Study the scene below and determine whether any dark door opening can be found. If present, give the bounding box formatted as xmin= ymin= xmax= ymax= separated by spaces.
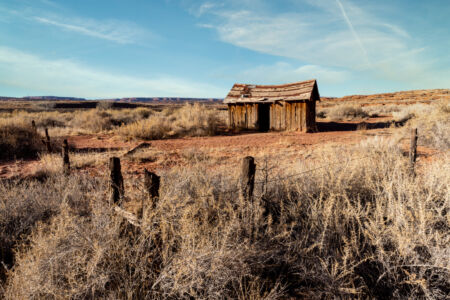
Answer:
xmin=257 ymin=104 xmax=270 ymax=131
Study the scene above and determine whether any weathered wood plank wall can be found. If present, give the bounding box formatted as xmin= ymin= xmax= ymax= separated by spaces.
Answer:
xmin=228 ymin=100 xmax=315 ymax=132
xmin=269 ymin=101 xmax=308 ymax=131
xmin=228 ymin=104 xmax=258 ymax=129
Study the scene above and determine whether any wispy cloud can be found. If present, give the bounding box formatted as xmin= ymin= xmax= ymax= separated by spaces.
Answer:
xmin=234 ymin=62 xmax=351 ymax=85
xmin=0 ymin=46 xmax=225 ymax=98
xmin=198 ymin=2 xmax=408 ymax=69
xmin=194 ymin=0 xmax=449 ymax=87
xmin=192 ymin=2 xmax=219 ymax=17
xmin=34 ymin=16 xmax=150 ymax=44
xmin=0 ymin=3 xmax=153 ymax=45
xmin=335 ymin=0 xmax=370 ymax=66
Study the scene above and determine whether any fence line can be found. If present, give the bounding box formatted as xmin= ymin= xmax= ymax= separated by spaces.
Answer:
xmin=112 ymin=129 xmax=425 ymax=203
xmin=191 ymin=154 xmax=375 ymax=200
xmin=49 ymin=127 xmax=436 ymax=226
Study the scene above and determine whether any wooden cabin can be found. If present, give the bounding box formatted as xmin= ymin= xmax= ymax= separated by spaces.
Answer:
xmin=224 ymin=79 xmax=320 ymax=132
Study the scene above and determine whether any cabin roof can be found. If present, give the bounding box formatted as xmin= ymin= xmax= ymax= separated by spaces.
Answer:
xmin=224 ymin=79 xmax=320 ymax=104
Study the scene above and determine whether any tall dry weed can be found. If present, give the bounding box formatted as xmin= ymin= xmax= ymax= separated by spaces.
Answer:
xmin=0 ymin=107 xmax=154 ymax=137
xmin=3 ymin=136 xmax=449 ymax=299
xmin=397 ymin=100 xmax=450 ymax=150
xmin=0 ymin=175 xmax=99 ymax=288
xmin=327 ymin=104 xmax=369 ymax=120
xmin=118 ymin=103 xmax=225 ymax=140
xmin=0 ymin=124 xmax=43 ymax=160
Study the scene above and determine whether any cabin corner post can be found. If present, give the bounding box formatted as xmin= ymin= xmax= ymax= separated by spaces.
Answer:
xmin=227 ymin=104 xmax=232 ymax=129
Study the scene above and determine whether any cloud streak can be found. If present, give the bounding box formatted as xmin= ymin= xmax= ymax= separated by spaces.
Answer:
xmin=335 ymin=0 xmax=370 ymax=66
xmin=0 ymin=46 xmax=225 ymax=98
xmin=235 ymin=62 xmax=351 ymax=85
xmin=200 ymin=7 xmax=406 ymax=69
xmin=195 ymin=0 xmax=449 ymax=88
xmin=0 ymin=3 xmax=152 ymax=45
xmin=34 ymin=16 xmax=150 ymax=44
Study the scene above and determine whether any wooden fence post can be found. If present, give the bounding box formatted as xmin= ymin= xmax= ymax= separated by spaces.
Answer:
xmin=110 ymin=157 xmax=124 ymax=206
xmin=409 ymin=128 xmax=418 ymax=175
xmin=142 ymin=169 xmax=160 ymax=218
xmin=241 ymin=156 xmax=256 ymax=201
xmin=31 ymin=120 xmax=36 ymax=132
xmin=62 ymin=139 xmax=70 ymax=175
xmin=44 ymin=128 xmax=52 ymax=152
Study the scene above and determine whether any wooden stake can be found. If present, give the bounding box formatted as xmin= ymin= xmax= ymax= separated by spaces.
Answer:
xmin=31 ymin=120 xmax=36 ymax=132
xmin=62 ymin=139 xmax=70 ymax=175
xmin=142 ymin=169 xmax=160 ymax=218
xmin=409 ymin=128 xmax=418 ymax=175
xmin=241 ymin=156 xmax=256 ymax=201
xmin=109 ymin=157 xmax=124 ymax=205
xmin=44 ymin=128 xmax=52 ymax=152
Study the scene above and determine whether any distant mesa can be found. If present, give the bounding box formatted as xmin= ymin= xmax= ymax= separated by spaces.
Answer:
xmin=107 ymin=97 xmax=223 ymax=103
xmin=0 ymin=96 xmax=86 ymax=101
xmin=1 ymin=88 xmax=448 ymax=103
xmin=0 ymin=96 xmax=224 ymax=103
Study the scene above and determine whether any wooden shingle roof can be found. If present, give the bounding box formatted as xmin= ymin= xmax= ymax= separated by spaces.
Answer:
xmin=224 ymin=79 xmax=319 ymax=104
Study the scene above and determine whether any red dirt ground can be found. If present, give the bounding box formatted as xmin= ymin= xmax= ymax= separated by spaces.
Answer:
xmin=0 ymin=117 xmax=443 ymax=180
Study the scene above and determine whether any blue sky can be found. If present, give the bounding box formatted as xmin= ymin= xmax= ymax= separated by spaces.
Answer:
xmin=0 ymin=0 xmax=449 ymax=98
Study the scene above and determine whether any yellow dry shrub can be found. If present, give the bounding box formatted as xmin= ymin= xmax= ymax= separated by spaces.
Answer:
xmin=118 ymin=103 xmax=225 ymax=140
xmin=397 ymin=100 xmax=450 ymax=150
xmin=0 ymin=123 xmax=43 ymax=160
xmin=3 ymin=136 xmax=449 ymax=299
xmin=327 ymin=104 xmax=369 ymax=120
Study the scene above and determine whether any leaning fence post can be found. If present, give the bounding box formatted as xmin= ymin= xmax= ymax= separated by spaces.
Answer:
xmin=241 ymin=156 xmax=256 ymax=201
xmin=409 ymin=128 xmax=418 ymax=175
xmin=142 ymin=169 xmax=160 ymax=218
xmin=62 ymin=139 xmax=70 ymax=175
xmin=44 ymin=128 xmax=52 ymax=152
xmin=110 ymin=157 xmax=124 ymax=206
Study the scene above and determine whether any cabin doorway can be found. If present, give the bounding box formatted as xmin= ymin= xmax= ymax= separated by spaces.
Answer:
xmin=257 ymin=104 xmax=270 ymax=131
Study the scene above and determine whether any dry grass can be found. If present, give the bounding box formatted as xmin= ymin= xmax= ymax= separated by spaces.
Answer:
xmin=0 ymin=104 xmax=223 ymax=141
xmin=395 ymin=100 xmax=450 ymax=150
xmin=0 ymin=175 xmax=98 ymax=286
xmin=69 ymin=107 xmax=154 ymax=132
xmin=326 ymin=104 xmax=369 ymax=121
xmin=117 ymin=103 xmax=226 ymax=140
xmin=34 ymin=152 xmax=114 ymax=176
xmin=362 ymin=104 xmax=402 ymax=117
xmin=1 ymin=136 xmax=448 ymax=299
xmin=0 ymin=98 xmax=448 ymax=298
xmin=0 ymin=123 xmax=43 ymax=160
xmin=0 ymin=107 xmax=154 ymax=137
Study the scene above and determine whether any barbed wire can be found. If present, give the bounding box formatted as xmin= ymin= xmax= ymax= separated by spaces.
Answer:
xmin=130 ymin=132 xmax=448 ymax=200
xmin=191 ymin=154 xmax=374 ymax=199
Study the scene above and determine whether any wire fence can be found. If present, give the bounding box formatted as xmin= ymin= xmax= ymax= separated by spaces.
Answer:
xmin=108 ymin=128 xmax=448 ymax=203
xmin=184 ymin=148 xmax=449 ymax=200
xmin=192 ymin=154 xmax=375 ymax=199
